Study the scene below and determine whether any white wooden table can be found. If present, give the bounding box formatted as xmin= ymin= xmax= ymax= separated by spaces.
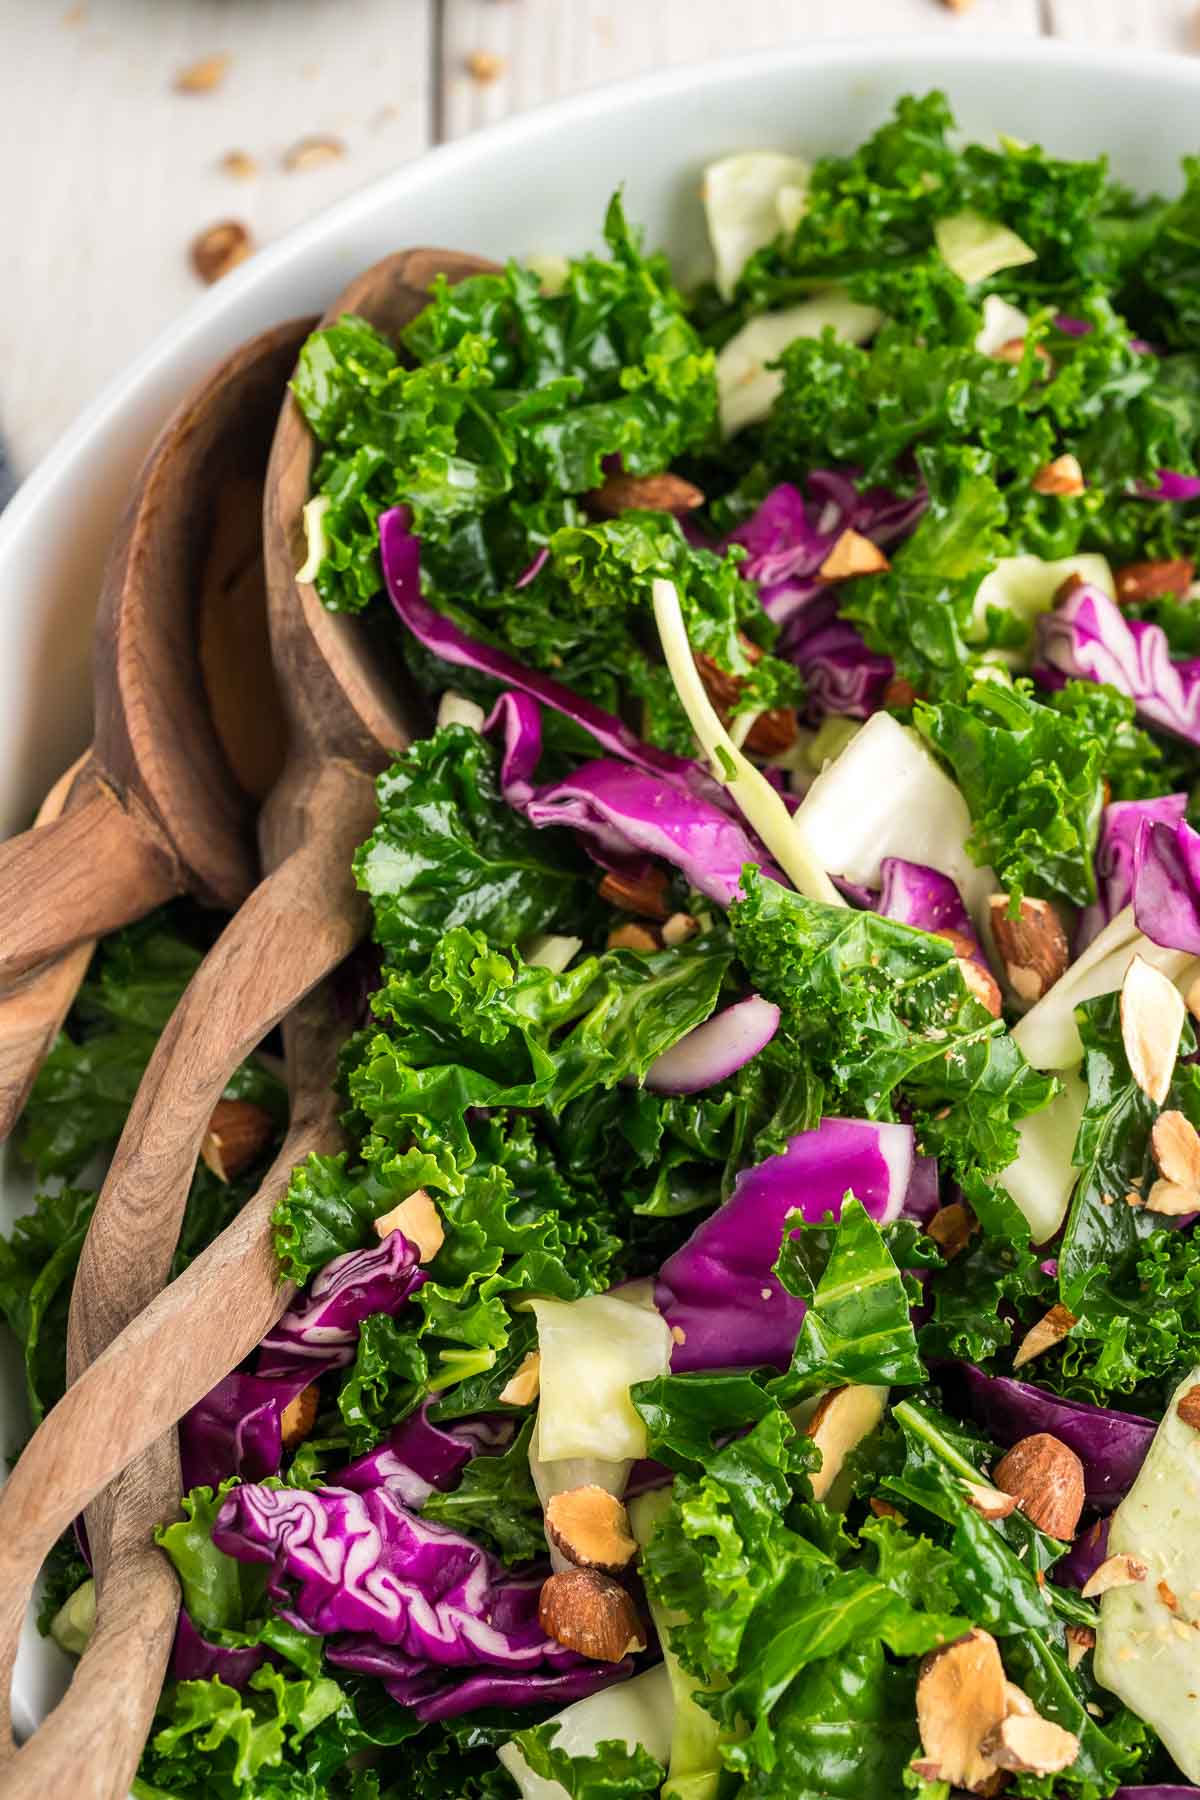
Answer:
xmin=2 ymin=0 xmax=1193 ymax=479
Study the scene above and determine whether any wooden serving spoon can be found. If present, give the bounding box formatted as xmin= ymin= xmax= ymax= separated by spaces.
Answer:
xmin=0 ymin=251 xmax=496 ymax=1783
xmin=0 ymin=982 xmax=346 ymax=1800
xmin=0 ymin=320 xmax=299 ymax=988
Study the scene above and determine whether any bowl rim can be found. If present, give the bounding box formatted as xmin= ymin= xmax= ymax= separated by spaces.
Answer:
xmin=5 ymin=31 xmax=1200 ymax=558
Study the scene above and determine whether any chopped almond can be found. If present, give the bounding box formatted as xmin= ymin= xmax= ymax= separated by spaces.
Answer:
xmin=1114 ymin=558 xmax=1194 ymax=604
xmin=993 ymin=337 xmax=1051 ymax=369
xmin=883 ymin=676 xmax=918 ymax=709
xmin=987 ymin=896 xmax=1069 ymax=1005
xmin=545 ymin=1487 xmax=638 ymax=1574
xmin=607 ymin=922 xmax=659 ymax=953
xmin=963 ymin=1479 xmax=1018 ymax=1521
xmin=992 ymin=1434 xmax=1085 ymax=1540
xmin=1013 ymin=1303 xmax=1077 ymax=1370
xmin=981 ymin=1714 xmax=1079 ymax=1776
xmin=1152 ymin=1110 xmax=1200 ymax=1188
xmin=1159 ymin=1578 xmax=1179 ymax=1611
xmin=1080 ymin=1553 xmax=1148 ymax=1599
xmin=915 ymin=1629 xmax=1009 ymax=1793
xmin=174 ymin=51 xmax=230 ymax=92
xmin=660 ymin=912 xmax=698 ymax=948
xmin=1004 ymin=1681 xmax=1036 ymax=1717
xmin=1186 ymin=972 xmax=1200 ymax=1024
xmin=1032 ymin=454 xmax=1085 ymax=498
xmin=1177 ymin=1382 xmax=1200 ymax=1430
xmin=1121 ymin=954 xmax=1185 ymax=1105
xmin=466 ymin=49 xmax=506 ymax=83
xmin=279 ymin=1383 xmax=320 ymax=1451
xmin=956 ymin=954 xmax=1003 ymax=1018
xmin=499 ymin=1350 xmax=541 ymax=1408
xmin=805 ymin=1385 xmax=888 ymax=1501
xmin=819 ymin=529 xmax=890 ymax=582
xmin=692 ymin=641 xmax=798 ymax=757
xmin=1065 ymin=1625 xmax=1095 ymax=1671
xmin=586 ymin=470 xmax=705 ymax=517
xmin=372 ymin=1189 xmax=444 ymax=1263
xmin=1145 ymin=1178 xmax=1199 ymax=1216
xmin=926 ymin=1202 xmax=978 ymax=1261
xmin=191 ymin=220 xmax=252 ymax=285
xmin=538 ymin=1569 xmax=645 ymax=1663
xmin=283 ymin=134 xmax=345 ymax=172
xmin=599 ymin=868 xmax=670 ymax=919
xmin=869 ymin=1496 xmax=907 ymax=1523
xmin=200 ymin=1098 xmax=274 ymax=1182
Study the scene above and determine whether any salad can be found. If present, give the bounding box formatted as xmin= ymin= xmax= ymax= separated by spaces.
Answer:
xmin=12 ymin=86 xmax=1200 ymax=1798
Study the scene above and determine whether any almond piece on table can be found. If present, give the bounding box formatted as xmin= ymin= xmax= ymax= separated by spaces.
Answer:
xmin=915 ymin=1628 xmax=1009 ymax=1794
xmin=1012 ymin=1303 xmax=1077 ymax=1370
xmin=1114 ymin=558 xmax=1194 ymax=604
xmin=992 ymin=1433 xmax=1085 ymax=1540
xmin=372 ymin=1189 xmax=445 ymax=1263
xmin=499 ymin=1350 xmax=541 ymax=1408
xmin=926 ymin=1201 xmax=978 ymax=1261
xmin=1032 ymin=454 xmax=1085 ymax=497
xmin=279 ymin=1383 xmax=320 ymax=1452
xmin=819 ymin=529 xmax=889 ymax=581
xmin=538 ymin=1569 xmax=645 ymax=1663
xmin=987 ymin=896 xmax=1069 ymax=1004
xmin=1080 ymin=1552 xmax=1148 ymax=1599
xmin=1176 ymin=1382 xmax=1200 ymax=1430
xmin=174 ymin=51 xmax=231 ymax=92
xmin=981 ymin=1713 xmax=1080 ymax=1776
xmin=1152 ymin=1110 xmax=1200 ymax=1188
xmin=587 ymin=470 xmax=705 ymax=517
xmin=599 ymin=868 xmax=670 ymax=919
xmin=1121 ymin=954 xmax=1185 ymax=1105
xmin=200 ymin=1098 xmax=274 ymax=1182
xmin=545 ymin=1487 xmax=638 ymax=1574
xmin=1065 ymin=1625 xmax=1095 ymax=1671
xmin=191 ymin=220 xmax=252 ymax=285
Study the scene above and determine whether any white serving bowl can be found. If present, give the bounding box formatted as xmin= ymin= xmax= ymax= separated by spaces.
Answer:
xmin=3 ymin=30 xmax=1197 ymax=1740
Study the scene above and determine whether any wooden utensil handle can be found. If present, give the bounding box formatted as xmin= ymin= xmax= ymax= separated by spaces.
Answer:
xmin=0 ymin=755 xmax=100 ymax=1139
xmin=0 ymin=758 xmax=179 ymax=981
xmin=0 ymin=985 xmax=346 ymax=1795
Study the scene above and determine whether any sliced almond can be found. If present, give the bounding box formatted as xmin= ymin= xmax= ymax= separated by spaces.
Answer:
xmin=545 ymin=1487 xmax=638 ymax=1574
xmin=1032 ymin=454 xmax=1085 ymax=498
xmin=200 ymin=1098 xmax=274 ymax=1182
xmin=283 ymin=134 xmax=346 ymax=172
xmin=1120 ymin=954 xmax=1185 ymax=1105
xmin=963 ymin=1479 xmax=1018 ymax=1521
xmin=174 ymin=51 xmax=230 ymax=93
xmin=538 ymin=1569 xmax=645 ymax=1663
xmin=1177 ymin=1383 xmax=1200 ymax=1430
xmin=372 ymin=1189 xmax=444 ymax=1263
xmin=926 ymin=1201 xmax=978 ymax=1261
xmin=1080 ymin=1552 xmax=1148 ymax=1598
xmin=955 ymin=954 xmax=1003 ymax=1018
xmin=992 ymin=1433 xmax=1085 ymax=1540
xmin=987 ymin=896 xmax=1069 ymax=1005
xmin=661 ymin=912 xmax=698 ymax=948
xmin=219 ymin=149 xmax=258 ymax=181
xmin=819 ymin=529 xmax=890 ymax=582
xmin=499 ymin=1350 xmax=541 ymax=1408
xmin=806 ymin=1385 xmax=888 ymax=1501
xmin=692 ymin=643 xmax=798 ymax=756
xmin=1012 ymin=1303 xmax=1077 ymax=1370
xmin=869 ymin=1496 xmax=907 ymax=1522
xmin=586 ymin=470 xmax=705 ymax=517
xmin=607 ymin=922 xmax=660 ymax=953
xmin=1145 ymin=1177 xmax=1199 ymax=1216
xmin=916 ymin=1629 xmax=1009 ymax=1794
xmin=191 ymin=220 xmax=252 ymax=285
xmin=1152 ymin=1110 xmax=1200 ymax=1187
xmin=1186 ymin=973 xmax=1200 ymax=1024
xmin=992 ymin=337 xmax=1051 ymax=370
xmin=279 ymin=1383 xmax=320 ymax=1452
xmin=1065 ymin=1625 xmax=1095 ymax=1671
xmin=466 ymin=49 xmax=507 ymax=83
xmin=981 ymin=1713 xmax=1079 ymax=1775
xmin=598 ymin=868 xmax=670 ymax=919
xmin=1114 ymin=558 xmax=1194 ymax=604
xmin=1004 ymin=1681 xmax=1036 ymax=1717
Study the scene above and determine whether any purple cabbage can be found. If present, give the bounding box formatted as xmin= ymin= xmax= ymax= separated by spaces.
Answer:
xmin=1139 ymin=472 xmax=1200 ymax=502
xmin=877 ymin=857 xmax=981 ymax=954
xmin=1055 ymin=1518 xmax=1109 ymax=1591
xmin=1132 ymin=816 xmax=1200 ymax=954
xmin=657 ymin=1118 xmax=916 ymax=1372
xmin=1114 ymin=1791 xmax=1200 ymax=1798
xmin=642 ymin=995 xmax=780 ymax=1094
xmin=335 ymin=1409 xmax=509 ymax=1510
xmin=170 ymin=1610 xmax=268 ymax=1688
xmin=213 ymin=1483 xmax=583 ymax=1672
xmin=485 ymin=691 xmax=783 ymax=906
xmin=1077 ymin=794 xmax=1189 ymax=951
xmin=180 ymin=1235 xmax=426 ymax=1490
xmin=960 ymin=1365 xmax=1154 ymax=1513
xmin=788 ymin=616 xmax=893 ymax=720
xmin=326 ymin=1634 xmax=630 ymax=1722
xmin=1036 ymin=583 xmax=1200 ymax=748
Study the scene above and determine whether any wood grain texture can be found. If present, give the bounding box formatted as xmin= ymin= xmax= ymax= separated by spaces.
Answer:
xmin=439 ymin=0 xmax=1042 ymax=139
xmin=0 ymin=987 xmax=346 ymax=1800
